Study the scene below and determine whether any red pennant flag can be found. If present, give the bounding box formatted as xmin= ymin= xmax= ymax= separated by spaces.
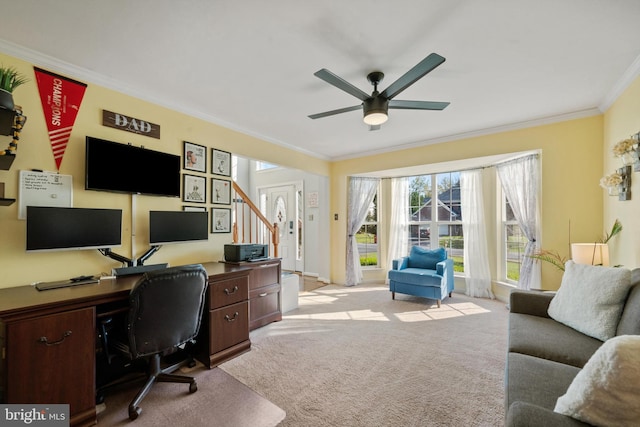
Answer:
xmin=34 ymin=67 xmax=87 ymax=170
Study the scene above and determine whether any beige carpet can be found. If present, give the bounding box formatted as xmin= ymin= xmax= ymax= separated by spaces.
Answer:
xmin=220 ymin=284 xmax=509 ymax=427
xmin=97 ymin=367 xmax=285 ymax=426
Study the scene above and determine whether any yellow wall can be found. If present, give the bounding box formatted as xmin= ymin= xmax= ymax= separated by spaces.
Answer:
xmin=0 ymin=53 xmax=328 ymax=288
xmin=2 ymin=49 xmax=638 ymax=292
xmin=603 ymin=76 xmax=640 ymax=268
xmin=330 ymin=115 xmax=605 ymax=290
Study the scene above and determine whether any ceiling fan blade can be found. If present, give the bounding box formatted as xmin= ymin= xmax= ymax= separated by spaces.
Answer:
xmin=308 ymin=104 xmax=362 ymax=119
xmin=389 ymin=100 xmax=450 ymax=110
xmin=380 ymin=53 xmax=446 ymax=100
xmin=314 ymin=69 xmax=370 ymax=102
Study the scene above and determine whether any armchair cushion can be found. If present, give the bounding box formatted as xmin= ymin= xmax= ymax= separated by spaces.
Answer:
xmin=407 ymin=246 xmax=446 ymax=270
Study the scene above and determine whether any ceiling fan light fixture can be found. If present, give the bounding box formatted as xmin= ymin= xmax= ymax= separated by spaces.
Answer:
xmin=363 ymin=97 xmax=389 ymax=125
xmin=363 ymin=111 xmax=388 ymax=125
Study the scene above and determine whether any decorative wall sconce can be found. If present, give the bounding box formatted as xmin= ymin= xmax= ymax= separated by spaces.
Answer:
xmin=612 ymin=132 xmax=640 ymax=172
xmin=600 ymin=165 xmax=631 ymax=201
xmin=617 ymin=165 xmax=632 ymax=201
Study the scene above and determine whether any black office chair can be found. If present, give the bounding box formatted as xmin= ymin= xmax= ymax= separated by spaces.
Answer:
xmin=116 ymin=264 xmax=208 ymax=420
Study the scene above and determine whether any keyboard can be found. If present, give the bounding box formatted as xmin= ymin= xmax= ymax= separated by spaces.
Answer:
xmin=35 ymin=277 xmax=100 ymax=291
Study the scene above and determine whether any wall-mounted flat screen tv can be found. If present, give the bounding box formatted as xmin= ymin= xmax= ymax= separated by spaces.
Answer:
xmin=26 ymin=206 xmax=122 ymax=252
xmin=85 ymin=136 xmax=181 ymax=197
xmin=149 ymin=210 xmax=209 ymax=245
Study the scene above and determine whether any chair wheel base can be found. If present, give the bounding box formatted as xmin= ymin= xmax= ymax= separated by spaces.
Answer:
xmin=129 ymin=406 xmax=141 ymax=420
xmin=189 ymin=382 xmax=197 ymax=393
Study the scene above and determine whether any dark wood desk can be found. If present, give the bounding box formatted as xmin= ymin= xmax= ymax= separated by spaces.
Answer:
xmin=0 ymin=262 xmax=251 ymax=427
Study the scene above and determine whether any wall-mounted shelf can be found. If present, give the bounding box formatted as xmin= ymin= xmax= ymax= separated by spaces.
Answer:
xmin=0 ymin=183 xmax=14 ymax=205
xmin=0 ymin=154 xmax=15 ymax=170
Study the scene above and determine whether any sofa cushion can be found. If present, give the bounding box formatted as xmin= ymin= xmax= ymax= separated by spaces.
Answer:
xmin=407 ymin=246 xmax=446 ymax=270
xmin=506 ymin=402 xmax=590 ymax=427
xmin=554 ymin=335 xmax=640 ymax=426
xmin=508 ymin=313 xmax=603 ymax=368
xmin=616 ymin=269 xmax=640 ymax=335
xmin=388 ymin=268 xmax=443 ymax=286
xmin=506 ymin=353 xmax=580 ymax=413
xmin=548 ymin=261 xmax=632 ymax=341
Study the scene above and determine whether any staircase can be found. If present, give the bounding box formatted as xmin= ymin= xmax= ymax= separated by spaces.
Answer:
xmin=231 ymin=181 xmax=279 ymax=257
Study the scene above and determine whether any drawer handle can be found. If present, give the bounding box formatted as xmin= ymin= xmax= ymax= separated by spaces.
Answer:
xmin=258 ymin=292 xmax=268 ymax=297
xmin=224 ymin=312 xmax=239 ymax=322
xmin=38 ymin=330 xmax=72 ymax=346
xmin=259 ymin=263 xmax=279 ymax=268
xmin=224 ymin=286 xmax=239 ymax=295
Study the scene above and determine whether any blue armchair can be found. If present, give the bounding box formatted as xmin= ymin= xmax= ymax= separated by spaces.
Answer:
xmin=388 ymin=246 xmax=454 ymax=307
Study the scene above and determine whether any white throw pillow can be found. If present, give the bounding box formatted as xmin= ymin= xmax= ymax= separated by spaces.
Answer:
xmin=555 ymin=335 xmax=640 ymax=426
xmin=548 ymin=261 xmax=632 ymax=341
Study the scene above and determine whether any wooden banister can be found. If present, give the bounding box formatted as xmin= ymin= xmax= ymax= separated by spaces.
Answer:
xmin=231 ymin=181 xmax=279 ymax=257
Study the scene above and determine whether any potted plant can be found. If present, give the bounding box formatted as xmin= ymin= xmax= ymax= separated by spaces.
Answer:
xmin=0 ymin=65 xmax=29 ymax=111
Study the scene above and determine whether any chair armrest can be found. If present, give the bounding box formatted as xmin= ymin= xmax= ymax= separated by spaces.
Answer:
xmin=392 ymin=257 xmax=409 ymax=270
xmin=509 ymin=290 xmax=554 ymax=318
xmin=506 ymin=402 xmax=589 ymax=427
xmin=436 ymin=259 xmax=452 ymax=276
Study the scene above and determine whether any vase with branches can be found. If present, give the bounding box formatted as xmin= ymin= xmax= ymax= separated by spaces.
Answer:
xmin=528 ymin=219 xmax=622 ymax=271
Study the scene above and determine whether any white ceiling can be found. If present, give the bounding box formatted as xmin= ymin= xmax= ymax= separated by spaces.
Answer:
xmin=1 ymin=0 xmax=639 ymax=161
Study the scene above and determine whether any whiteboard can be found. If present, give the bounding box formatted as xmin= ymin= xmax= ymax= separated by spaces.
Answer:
xmin=18 ymin=170 xmax=73 ymax=219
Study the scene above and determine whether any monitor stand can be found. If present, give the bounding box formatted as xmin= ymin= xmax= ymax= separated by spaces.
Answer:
xmin=113 ymin=263 xmax=168 ymax=277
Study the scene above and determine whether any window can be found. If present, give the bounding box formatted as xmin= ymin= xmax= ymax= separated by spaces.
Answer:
xmin=256 ymin=161 xmax=278 ymax=171
xmin=407 ymin=173 xmax=464 ymax=272
xmin=357 ymin=193 xmax=378 ymax=267
xmin=503 ymin=193 xmax=526 ymax=283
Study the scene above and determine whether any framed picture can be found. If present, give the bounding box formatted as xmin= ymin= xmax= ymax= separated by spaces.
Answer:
xmin=212 ymin=178 xmax=231 ymax=205
xmin=183 ymin=205 xmax=206 ymax=212
xmin=211 ymin=208 xmax=231 ymax=233
xmin=183 ymin=141 xmax=207 ymax=173
xmin=212 ymin=148 xmax=231 ymax=177
xmin=183 ymin=174 xmax=206 ymax=203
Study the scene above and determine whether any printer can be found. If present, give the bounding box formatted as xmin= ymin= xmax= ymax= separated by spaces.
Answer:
xmin=224 ymin=243 xmax=269 ymax=262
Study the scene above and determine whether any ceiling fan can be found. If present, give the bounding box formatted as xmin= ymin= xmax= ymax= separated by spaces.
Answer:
xmin=308 ymin=53 xmax=450 ymax=130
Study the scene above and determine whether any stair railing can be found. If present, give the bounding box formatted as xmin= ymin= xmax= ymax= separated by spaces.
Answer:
xmin=231 ymin=181 xmax=279 ymax=258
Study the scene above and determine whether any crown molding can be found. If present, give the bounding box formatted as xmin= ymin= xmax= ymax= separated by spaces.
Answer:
xmin=0 ymin=39 xmax=329 ymax=162
xmin=599 ymin=53 xmax=640 ymax=112
xmin=331 ymin=108 xmax=601 ymax=161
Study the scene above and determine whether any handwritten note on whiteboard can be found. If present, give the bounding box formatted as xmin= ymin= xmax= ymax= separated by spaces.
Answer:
xmin=18 ymin=170 xmax=73 ymax=219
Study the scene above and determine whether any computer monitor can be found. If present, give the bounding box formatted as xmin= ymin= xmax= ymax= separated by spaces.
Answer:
xmin=26 ymin=206 xmax=122 ymax=252
xmin=149 ymin=210 xmax=209 ymax=245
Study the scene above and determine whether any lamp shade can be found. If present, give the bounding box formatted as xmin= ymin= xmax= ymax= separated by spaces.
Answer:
xmin=571 ymin=243 xmax=610 ymax=266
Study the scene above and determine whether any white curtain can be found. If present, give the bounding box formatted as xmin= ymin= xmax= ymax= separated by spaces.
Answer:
xmin=385 ymin=177 xmax=409 ymax=283
xmin=346 ymin=177 xmax=379 ymax=286
xmin=460 ymin=169 xmax=493 ymax=298
xmin=496 ymin=155 xmax=541 ymax=290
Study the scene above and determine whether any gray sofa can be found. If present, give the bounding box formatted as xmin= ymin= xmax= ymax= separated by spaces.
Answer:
xmin=505 ymin=268 xmax=640 ymax=426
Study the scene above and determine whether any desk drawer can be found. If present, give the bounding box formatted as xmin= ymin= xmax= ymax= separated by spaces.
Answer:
xmin=209 ymin=276 xmax=249 ymax=309
xmin=249 ymin=262 xmax=280 ymax=290
xmin=249 ymin=283 xmax=281 ymax=330
xmin=5 ymin=307 xmax=96 ymax=416
xmin=208 ymin=301 xmax=249 ymax=354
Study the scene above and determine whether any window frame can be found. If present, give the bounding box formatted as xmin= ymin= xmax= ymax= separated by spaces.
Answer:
xmin=407 ymin=173 xmax=464 ymax=273
xmin=357 ymin=187 xmax=380 ymax=269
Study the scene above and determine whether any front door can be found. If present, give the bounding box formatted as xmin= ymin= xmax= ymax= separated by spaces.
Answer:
xmin=261 ymin=185 xmax=296 ymax=271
